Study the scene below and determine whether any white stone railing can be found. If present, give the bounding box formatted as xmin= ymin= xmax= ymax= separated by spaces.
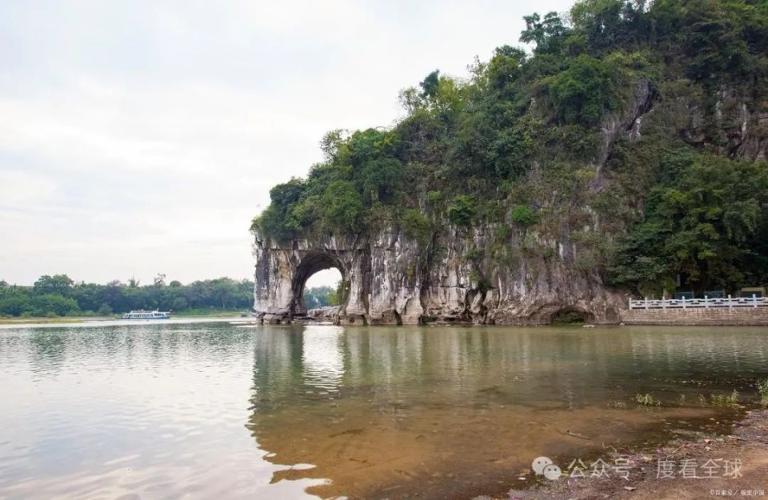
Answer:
xmin=629 ymin=295 xmax=768 ymax=310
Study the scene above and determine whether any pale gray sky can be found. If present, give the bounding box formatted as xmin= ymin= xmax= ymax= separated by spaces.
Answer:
xmin=0 ymin=0 xmax=572 ymax=286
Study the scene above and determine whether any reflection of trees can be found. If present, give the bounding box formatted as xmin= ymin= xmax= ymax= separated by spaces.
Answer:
xmin=249 ymin=325 xmax=306 ymax=412
xmin=14 ymin=322 xmax=258 ymax=377
xmin=27 ymin=329 xmax=68 ymax=374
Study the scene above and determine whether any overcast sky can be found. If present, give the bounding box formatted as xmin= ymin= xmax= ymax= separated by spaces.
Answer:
xmin=0 ymin=0 xmax=572 ymax=287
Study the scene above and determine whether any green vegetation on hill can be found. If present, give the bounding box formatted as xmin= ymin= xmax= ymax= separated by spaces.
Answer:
xmin=0 ymin=274 xmax=253 ymax=318
xmin=253 ymin=0 xmax=768 ymax=297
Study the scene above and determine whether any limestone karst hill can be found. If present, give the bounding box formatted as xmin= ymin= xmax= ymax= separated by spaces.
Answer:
xmin=252 ymin=0 xmax=768 ymax=325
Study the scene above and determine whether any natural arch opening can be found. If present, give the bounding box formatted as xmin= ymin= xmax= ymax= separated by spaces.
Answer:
xmin=303 ymin=269 xmax=343 ymax=309
xmin=291 ymin=252 xmax=345 ymax=318
xmin=550 ymin=307 xmax=593 ymax=325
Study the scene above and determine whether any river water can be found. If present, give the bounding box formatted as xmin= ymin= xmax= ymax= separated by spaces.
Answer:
xmin=1 ymin=321 xmax=766 ymax=499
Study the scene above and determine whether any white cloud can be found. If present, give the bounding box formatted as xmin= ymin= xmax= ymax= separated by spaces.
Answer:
xmin=0 ymin=170 xmax=57 ymax=206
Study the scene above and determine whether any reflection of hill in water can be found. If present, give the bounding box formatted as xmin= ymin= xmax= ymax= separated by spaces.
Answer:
xmin=246 ymin=326 xmax=766 ymax=498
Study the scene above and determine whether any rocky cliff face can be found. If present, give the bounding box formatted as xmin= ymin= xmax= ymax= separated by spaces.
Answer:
xmin=252 ymin=225 xmax=626 ymax=325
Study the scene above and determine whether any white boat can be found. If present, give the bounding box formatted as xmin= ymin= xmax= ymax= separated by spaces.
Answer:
xmin=121 ymin=310 xmax=171 ymax=320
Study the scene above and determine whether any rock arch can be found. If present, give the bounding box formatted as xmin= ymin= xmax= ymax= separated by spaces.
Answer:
xmin=252 ymin=229 xmax=422 ymax=325
xmin=252 ymin=227 xmax=625 ymax=325
xmin=290 ymin=251 xmax=345 ymax=317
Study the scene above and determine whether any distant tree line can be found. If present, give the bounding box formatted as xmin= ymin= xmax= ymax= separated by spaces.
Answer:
xmin=0 ymin=274 xmax=254 ymax=317
xmin=303 ymin=285 xmax=340 ymax=309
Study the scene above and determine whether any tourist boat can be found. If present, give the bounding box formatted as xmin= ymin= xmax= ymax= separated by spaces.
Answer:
xmin=121 ymin=310 xmax=171 ymax=320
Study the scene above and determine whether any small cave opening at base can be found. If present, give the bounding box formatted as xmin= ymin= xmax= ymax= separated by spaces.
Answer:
xmin=550 ymin=308 xmax=593 ymax=325
xmin=291 ymin=252 xmax=345 ymax=318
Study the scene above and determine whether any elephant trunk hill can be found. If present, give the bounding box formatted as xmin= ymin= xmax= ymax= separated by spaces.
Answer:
xmin=252 ymin=0 xmax=768 ymax=325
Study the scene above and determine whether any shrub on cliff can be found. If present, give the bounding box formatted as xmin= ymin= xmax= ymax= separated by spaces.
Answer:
xmin=401 ymin=209 xmax=433 ymax=243
xmin=510 ymin=205 xmax=538 ymax=228
xmin=447 ymin=195 xmax=478 ymax=227
xmin=544 ymin=54 xmax=623 ymax=126
xmin=321 ymin=181 xmax=364 ymax=234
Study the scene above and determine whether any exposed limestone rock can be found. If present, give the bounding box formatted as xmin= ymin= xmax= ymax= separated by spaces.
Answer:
xmin=680 ymin=87 xmax=768 ymax=161
xmin=252 ymin=225 xmax=626 ymax=326
xmin=595 ymin=79 xmax=658 ymax=182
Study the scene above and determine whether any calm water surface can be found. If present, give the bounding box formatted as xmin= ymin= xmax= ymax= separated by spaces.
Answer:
xmin=1 ymin=322 xmax=767 ymax=499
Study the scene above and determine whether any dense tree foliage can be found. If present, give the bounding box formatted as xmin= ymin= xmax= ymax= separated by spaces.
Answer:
xmin=0 ymin=275 xmax=253 ymax=317
xmin=608 ymin=154 xmax=768 ymax=294
xmin=253 ymin=0 xmax=768 ymax=296
xmin=303 ymin=286 xmax=340 ymax=309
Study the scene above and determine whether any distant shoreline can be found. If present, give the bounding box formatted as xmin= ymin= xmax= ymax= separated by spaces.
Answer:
xmin=0 ymin=310 xmax=245 ymax=326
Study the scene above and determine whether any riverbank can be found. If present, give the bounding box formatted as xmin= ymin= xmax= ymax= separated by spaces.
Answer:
xmin=0 ymin=310 xmax=247 ymax=325
xmin=0 ymin=316 xmax=112 ymax=325
xmin=507 ymin=409 xmax=768 ymax=499
xmin=622 ymin=306 xmax=768 ymax=326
